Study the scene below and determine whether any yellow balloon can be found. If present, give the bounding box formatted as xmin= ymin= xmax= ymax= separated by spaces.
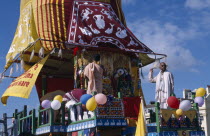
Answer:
xmin=196 ymin=88 xmax=206 ymax=97
xmin=54 ymin=95 xmax=63 ymax=103
xmin=176 ymin=109 xmax=183 ymax=116
xmin=86 ymin=97 xmax=97 ymax=111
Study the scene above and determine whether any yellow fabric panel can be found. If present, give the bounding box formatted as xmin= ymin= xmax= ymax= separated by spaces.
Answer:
xmin=135 ymin=101 xmax=146 ymax=136
xmin=20 ymin=0 xmax=31 ymax=11
xmin=32 ymin=0 xmax=66 ymax=50
xmin=115 ymin=0 xmax=126 ymax=26
xmin=62 ymin=0 xmax=66 ymax=41
xmin=5 ymin=0 xmax=39 ymax=69
xmin=161 ymin=109 xmax=173 ymax=122
xmin=139 ymin=53 xmax=155 ymax=67
xmin=161 ymin=109 xmax=196 ymax=122
xmin=1 ymin=55 xmax=49 ymax=105
xmin=183 ymin=110 xmax=196 ymax=122
xmin=178 ymin=130 xmax=190 ymax=136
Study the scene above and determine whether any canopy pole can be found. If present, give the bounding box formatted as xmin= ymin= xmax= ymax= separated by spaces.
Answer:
xmin=42 ymin=75 xmax=47 ymax=97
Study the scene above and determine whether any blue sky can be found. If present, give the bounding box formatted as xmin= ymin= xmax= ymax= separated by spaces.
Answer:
xmin=0 ymin=0 xmax=210 ymax=117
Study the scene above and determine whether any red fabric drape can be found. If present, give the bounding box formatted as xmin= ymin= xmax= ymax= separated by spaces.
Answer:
xmin=123 ymin=97 xmax=141 ymax=118
xmin=35 ymin=77 xmax=74 ymax=99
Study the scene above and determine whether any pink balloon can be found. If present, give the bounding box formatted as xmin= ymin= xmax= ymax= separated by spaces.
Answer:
xmin=41 ymin=100 xmax=51 ymax=109
xmin=95 ymin=93 xmax=107 ymax=105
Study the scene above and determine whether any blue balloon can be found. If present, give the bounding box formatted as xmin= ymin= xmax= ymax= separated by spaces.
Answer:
xmin=80 ymin=94 xmax=92 ymax=104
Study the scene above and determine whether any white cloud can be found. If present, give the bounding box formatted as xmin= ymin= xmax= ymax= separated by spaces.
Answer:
xmin=190 ymin=68 xmax=200 ymax=73
xmin=127 ymin=19 xmax=199 ymax=72
xmin=185 ymin=0 xmax=210 ymax=9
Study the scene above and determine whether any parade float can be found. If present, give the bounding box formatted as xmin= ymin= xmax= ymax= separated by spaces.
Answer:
xmin=0 ymin=0 xmax=206 ymax=136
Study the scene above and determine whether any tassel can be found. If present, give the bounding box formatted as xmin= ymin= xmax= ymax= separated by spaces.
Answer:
xmin=39 ymin=47 xmax=44 ymax=58
xmin=21 ymin=59 xmax=25 ymax=71
xmin=140 ymin=67 xmax=144 ymax=79
xmin=82 ymin=48 xmax=86 ymax=52
xmin=50 ymin=48 xmax=56 ymax=54
xmin=29 ymin=48 xmax=35 ymax=62
xmin=9 ymin=66 xmax=14 ymax=77
xmin=58 ymin=47 xmax=62 ymax=58
xmin=73 ymin=47 xmax=79 ymax=56
xmin=0 ymin=73 xmax=4 ymax=83
xmin=16 ymin=63 xmax=19 ymax=72
xmin=153 ymin=59 xmax=160 ymax=69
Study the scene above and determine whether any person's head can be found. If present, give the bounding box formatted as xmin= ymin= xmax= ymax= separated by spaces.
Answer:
xmin=159 ymin=62 xmax=167 ymax=72
xmin=93 ymin=54 xmax=100 ymax=62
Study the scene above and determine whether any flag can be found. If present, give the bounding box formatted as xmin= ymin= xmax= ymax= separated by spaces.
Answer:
xmin=135 ymin=99 xmax=147 ymax=136
xmin=1 ymin=55 xmax=49 ymax=105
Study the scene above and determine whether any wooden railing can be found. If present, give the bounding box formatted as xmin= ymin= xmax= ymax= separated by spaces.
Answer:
xmin=13 ymin=106 xmax=36 ymax=135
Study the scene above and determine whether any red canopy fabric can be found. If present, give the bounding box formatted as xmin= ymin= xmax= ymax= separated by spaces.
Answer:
xmin=32 ymin=0 xmax=128 ymax=51
xmin=35 ymin=77 xmax=74 ymax=99
xmin=68 ymin=1 xmax=153 ymax=53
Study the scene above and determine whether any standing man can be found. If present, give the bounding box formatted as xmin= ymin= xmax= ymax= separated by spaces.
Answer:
xmin=84 ymin=54 xmax=103 ymax=94
xmin=148 ymin=62 xmax=174 ymax=109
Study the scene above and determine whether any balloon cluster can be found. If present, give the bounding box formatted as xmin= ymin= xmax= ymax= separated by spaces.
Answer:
xmin=80 ymin=93 xmax=107 ymax=111
xmin=41 ymin=95 xmax=63 ymax=110
xmin=194 ymin=88 xmax=205 ymax=107
xmin=167 ymin=88 xmax=206 ymax=116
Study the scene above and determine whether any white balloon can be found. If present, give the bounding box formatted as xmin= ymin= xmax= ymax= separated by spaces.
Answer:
xmin=51 ymin=100 xmax=61 ymax=110
xmin=179 ymin=100 xmax=191 ymax=111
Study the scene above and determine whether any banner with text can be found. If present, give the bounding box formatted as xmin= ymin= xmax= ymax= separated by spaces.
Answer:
xmin=1 ymin=55 xmax=49 ymax=105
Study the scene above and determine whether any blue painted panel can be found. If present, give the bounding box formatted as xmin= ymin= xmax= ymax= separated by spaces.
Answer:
xmin=189 ymin=131 xmax=205 ymax=136
xmin=67 ymin=120 xmax=96 ymax=132
xmin=147 ymin=123 xmax=157 ymax=126
xmin=36 ymin=126 xmax=67 ymax=135
xmin=96 ymin=119 xmax=127 ymax=126
xmin=147 ymin=126 xmax=157 ymax=132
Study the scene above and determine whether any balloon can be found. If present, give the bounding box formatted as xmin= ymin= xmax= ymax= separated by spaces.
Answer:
xmin=179 ymin=100 xmax=191 ymax=111
xmin=80 ymin=94 xmax=92 ymax=105
xmin=86 ymin=97 xmax=97 ymax=111
xmin=194 ymin=97 xmax=204 ymax=107
xmin=176 ymin=109 xmax=183 ymax=116
xmin=95 ymin=93 xmax=107 ymax=105
xmin=167 ymin=96 xmax=180 ymax=109
xmin=54 ymin=95 xmax=63 ymax=103
xmin=51 ymin=100 xmax=61 ymax=110
xmin=41 ymin=100 xmax=51 ymax=109
xmin=196 ymin=88 xmax=206 ymax=97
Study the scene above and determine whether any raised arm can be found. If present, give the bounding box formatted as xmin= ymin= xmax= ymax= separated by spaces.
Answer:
xmin=148 ymin=69 xmax=157 ymax=83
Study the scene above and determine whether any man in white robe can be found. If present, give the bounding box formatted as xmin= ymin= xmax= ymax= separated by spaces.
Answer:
xmin=148 ymin=62 xmax=174 ymax=109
